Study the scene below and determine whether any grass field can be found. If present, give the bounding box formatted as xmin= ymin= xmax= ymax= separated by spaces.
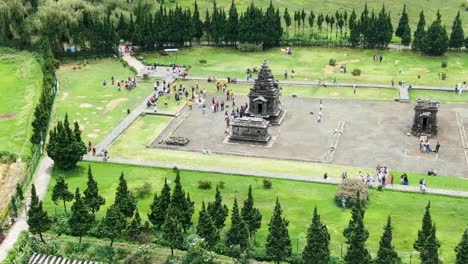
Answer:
xmin=410 ymin=89 xmax=468 ymax=102
xmin=142 ymin=47 xmax=468 ymax=87
xmin=0 ymin=50 xmax=42 ymax=156
xmin=43 ymin=162 xmax=468 ymax=263
xmin=159 ymin=0 xmax=468 ymax=33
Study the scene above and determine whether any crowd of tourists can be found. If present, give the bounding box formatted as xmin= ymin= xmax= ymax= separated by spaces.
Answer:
xmin=102 ymin=76 xmax=137 ymax=92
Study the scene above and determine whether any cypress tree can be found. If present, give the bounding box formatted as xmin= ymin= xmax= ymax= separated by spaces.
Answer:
xmin=396 ymin=4 xmax=409 ymax=37
xmin=374 ymin=216 xmax=401 ymax=264
xmin=302 ymin=206 xmax=330 ymax=264
xmin=16 ymin=183 xmax=24 ymax=201
xmin=52 ymin=175 xmax=74 ymax=213
xmin=196 ymin=201 xmax=220 ymax=248
xmin=414 ymin=202 xmax=435 ymax=251
xmin=420 ymin=224 xmax=441 ymax=264
xmin=171 ymin=170 xmax=194 ymax=232
xmin=148 ymin=178 xmax=171 ymax=229
xmin=192 ymin=1 xmax=203 ymax=41
xmin=412 ymin=10 xmax=426 ymax=52
xmin=207 ymin=185 xmax=229 ymax=231
xmin=126 ymin=208 xmax=142 ymax=242
xmin=162 ymin=204 xmax=184 ymax=256
xmin=9 ymin=196 xmax=18 ymax=219
xmin=401 ymin=24 xmax=412 ymax=47
xmin=114 ymin=172 xmax=136 ymax=218
xmin=101 ymin=204 xmax=127 ymax=247
xmin=83 ymin=165 xmax=105 ymax=216
xmin=317 ymin=14 xmax=324 ymax=34
xmin=225 ymin=198 xmax=250 ymax=250
xmin=449 ymin=11 xmax=465 ymax=50
xmin=27 ymin=184 xmax=51 ymax=242
xmin=69 ymin=188 xmax=94 ymax=243
xmin=225 ymin=0 xmax=238 ymax=45
xmin=241 ymin=185 xmax=262 ymax=240
xmin=343 ymin=193 xmax=371 ymax=264
xmin=455 ymin=229 xmax=468 ymax=264
xmin=308 ymin=11 xmax=315 ymax=35
xmin=284 ymin=8 xmax=292 ymax=33
xmin=301 ymin=9 xmax=306 ymax=32
xmin=266 ymin=198 xmax=292 ymax=264
xmin=183 ymin=193 xmax=195 ymax=232
xmin=423 ymin=11 xmax=449 ymax=56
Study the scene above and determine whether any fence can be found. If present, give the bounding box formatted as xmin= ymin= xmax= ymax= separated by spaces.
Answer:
xmin=0 ymin=80 xmax=58 ymax=225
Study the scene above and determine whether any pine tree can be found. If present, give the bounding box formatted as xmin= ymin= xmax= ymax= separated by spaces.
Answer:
xmin=126 ymin=208 xmax=142 ymax=242
xmin=266 ymin=198 xmax=291 ymax=264
xmin=52 ymin=175 xmax=74 ymax=213
xmin=343 ymin=193 xmax=371 ymax=264
xmin=171 ymin=170 xmax=194 ymax=232
xmin=162 ymin=204 xmax=184 ymax=256
xmin=16 ymin=183 xmax=24 ymax=201
xmin=196 ymin=201 xmax=220 ymax=248
xmin=401 ymin=24 xmax=412 ymax=47
xmin=455 ymin=229 xmax=468 ymax=264
xmin=374 ymin=216 xmax=401 ymax=264
xmin=449 ymin=11 xmax=465 ymax=50
xmin=420 ymin=224 xmax=441 ymax=264
xmin=114 ymin=172 xmax=136 ymax=218
xmin=412 ymin=10 xmax=426 ymax=52
xmin=27 ymin=184 xmax=51 ymax=242
xmin=308 ymin=11 xmax=315 ymax=36
xmin=226 ymin=198 xmax=250 ymax=250
xmin=69 ymin=188 xmax=94 ymax=243
xmin=148 ymin=178 xmax=171 ymax=229
xmin=207 ymin=185 xmax=229 ymax=231
xmin=284 ymin=8 xmax=291 ymax=33
xmin=83 ymin=165 xmax=105 ymax=216
xmin=101 ymin=204 xmax=127 ymax=247
xmin=396 ymin=4 xmax=408 ymax=37
xmin=414 ymin=202 xmax=434 ymax=251
xmin=241 ymin=185 xmax=262 ymax=240
xmin=192 ymin=1 xmax=203 ymax=41
xmin=9 ymin=196 xmax=18 ymax=219
xmin=423 ymin=11 xmax=449 ymax=55
xmin=302 ymin=206 xmax=330 ymax=264
xmin=225 ymin=0 xmax=238 ymax=45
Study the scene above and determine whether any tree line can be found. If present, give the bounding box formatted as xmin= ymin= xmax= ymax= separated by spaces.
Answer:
xmin=1 ymin=0 xmax=466 ymax=55
xmin=27 ymin=168 xmax=468 ymax=263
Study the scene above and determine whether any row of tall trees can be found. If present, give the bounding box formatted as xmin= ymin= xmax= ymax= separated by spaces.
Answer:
xmin=28 ymin=168 xmax=468 ymax=263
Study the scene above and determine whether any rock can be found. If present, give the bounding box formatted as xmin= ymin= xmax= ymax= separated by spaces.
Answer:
xmin=165 ymin=136 xmax=189 ymax=146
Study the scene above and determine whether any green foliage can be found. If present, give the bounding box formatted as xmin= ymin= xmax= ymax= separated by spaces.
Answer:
xmin=46 ymin=114 xmax=87 ymax=170
xmin=134 ymin=181 xmax=152 ymax=199
xmin=414 ymin=202 xmax=435 ymax=251
xmin=241 ymin=185 xmax=262 ymax=239
xmin=262 ymin=179 xmax=272 ymax=189
xmin=395 ymin=5 xmax=409 ymax=38
xmin=374 ymin=217 xmax=402 ymax=264
xmin=329 ymin=59 xmax=337 ymax=66
xmin=207 ymin=185 xmax=229 ymax=230
xmin=199 ymin=59 xmax=207 ymax=64
xmin=125 ymin=209 xmax=143 ymax=242
xmin=441 ymin=61 xmax=448 ymax=68
xmin=420 ymin=225 xmax=441 ymax=264
xmin=302 ymin=207 xmax=330 ymax=264
xmin=171 ymin=171 xmax=195 ymax=232
xmin=401 ymin=24 xmax=412 ymax=47
xmin=412 ymin=11 xmax=426 ymax=52
xmin=83 ymin=165 xmax=106 ymax=215
xmin=27 ymin=184 xmax=51 ymax=242
xmin=335 ymin=179 xmax=369 ymax=206
xmin=51 ymin=212 xmax=70 ymax=237
xmin=114 ymin=172 xmax=137 ymax=218
xmin=226 ymin=198 xmax=250 ymax=250
xmin=162 ymin=204 xmax=185 ymax=255
xmin=52 ymin=175 xmax=74 ymax=213
xmin=449 ymin=11 xmax=465 ymax=49
xmin=343 ymin=193 xmax=371 ymax=264
xmin=9 ymin=196 xmax=18 ymax=219
xmin=16 ymin=183 xmax=24 ymax=201
xmin=196 ymin=201 xmax=220 ymax=248
xmin=351 ymin=68 xmax=361 ymax=76
xmin=148 ymin=178 xmax=171 ymax=229
xmin=69 ymin=188 xmax=95 ymax=243
xmin=183 ymin=234 xmax=216 ymax=264
xmin=237 ymin=43 xmax=263 ymax=52
xmin=455 ymin=229 xmax=468 ymax=264
xmin=101 ymin=204 xmax=127 ymax=247
xmin=422 ymin=10 xmax=449 ymax=55
xmin=198 ymin=180 xmax=212 ymax=189
xmin=0 ymin=151 xmax=18 ymax=163
xmin=266 ymin=198 xmax=292 ymax=263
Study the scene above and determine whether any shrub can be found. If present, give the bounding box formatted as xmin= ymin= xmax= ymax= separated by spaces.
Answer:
xmin=262 ymin=179 xmax=272 ymax=189
xmin=198 ymin=180 xmax=212 ymax=190
xmin=92 ymin=245 xmax=115 ymax=264
xmin=77 ymin=66 xmax=82 ymax=70
xmin=441 ymin=72 xmax=447 ymax=80
xmin=351 ymin=68 xmax=361 ymax=76
xmin=335 ymin=179 xmax=369 ymax=206
xmin=441 ymin=61 xmax=448 ymax=68
xmin=72 ymin=66 xmax=77 ymax=70
xmin=199 ymin=59 xmax=207 ymax=64
xmin=142 ymin=73 xmax=150 ymax=79
xmin=238 ymin=43 xmax=263 ymax=52
xmin=134 ymin=182 xmax=152 ymax=199
xmin=329 ymin=59 xmax=336 ymax=66
xmin=129 ymin=66 xmax=138 ymax=75
xmin=218 ymin=181 xmax=225 ymax=189
xmin=0 ymin=151 xmax=18 ymax=163
xmin=122 ymin=60 xmax=129 ymax=67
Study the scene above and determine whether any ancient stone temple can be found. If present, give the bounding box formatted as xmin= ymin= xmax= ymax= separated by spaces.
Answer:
xmin=411 ymin=99 xmax=439 ymax=136
xmin=248 ymin=60 xmax=285 ymax=125
xmin=229 ymin=117 xmax=271 ymax=144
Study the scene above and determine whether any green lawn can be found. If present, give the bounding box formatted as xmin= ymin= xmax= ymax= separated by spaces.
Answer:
xmin=142 ymin=47 xmax=467 ymax=87
xmin=44 ymin=162 xmax=468 ymax=263
xmin=0 ymin=49 xmax=42 ymax=156
xmin=158 ymin=0 xmax=467 ymax=33
xmin=410 ymin=89 xmax=468 ymax=103
xmin=55 ymin=59 xmax=167 ymax=144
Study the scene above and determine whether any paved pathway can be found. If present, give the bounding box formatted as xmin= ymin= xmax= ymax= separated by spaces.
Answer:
xmin=0 ymin=157 xmax=54 ymax=262
xmin=83 ymin=155 xmax=468 ymax=198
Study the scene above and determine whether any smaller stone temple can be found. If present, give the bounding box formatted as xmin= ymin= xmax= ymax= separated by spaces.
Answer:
xmin=248 ymin=60 xmax=285 ymax=125
xmin=229 ymin=117 xmax=271 ymax=144
xmin=411 ymin=99 xmax=439 ymax=136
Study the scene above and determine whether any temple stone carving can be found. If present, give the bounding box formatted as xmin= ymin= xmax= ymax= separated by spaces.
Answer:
xmin=248 ymin=60 xmax=285 ymax=125
xmin=411 ymin=99 xmax=439 ymax=136
xmin=229 ymin=117 xmax=271 ymax=144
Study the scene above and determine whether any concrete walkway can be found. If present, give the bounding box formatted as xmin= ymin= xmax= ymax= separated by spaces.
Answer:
xmin=83 ymin=156 xmax=468 ymax=198
xmin=0 ymin=157 xmax=54 ymax=262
